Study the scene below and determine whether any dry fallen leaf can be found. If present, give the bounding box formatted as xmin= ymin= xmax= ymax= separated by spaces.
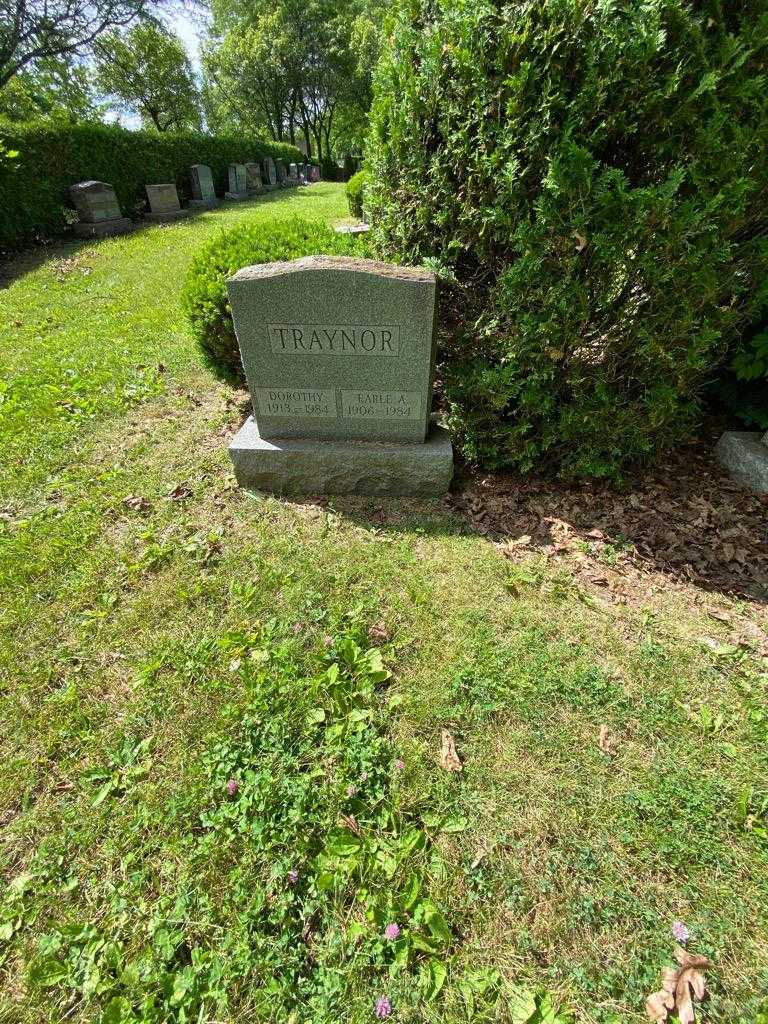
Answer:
xmin=169 ymin=483 xmax=193 ymax=501
xmin=123 ymin=494 xmax=151 ymax=513
xmin=340 ymin=814 xmax=362 ymax=836
xmin=440 ymin=728 xmax=463 ymax=772
xmin=646 ymin=947 xmax=710 ymax=1023
xmin=367 ymin=620 xmax=389 ymax=645
xmin=598 ymin=724 xmax=617 ymax=756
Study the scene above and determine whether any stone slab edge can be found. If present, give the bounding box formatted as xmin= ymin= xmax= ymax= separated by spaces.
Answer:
xmin=229 ymin=416 xmax=453 ymax=497
xmin=73 ymin=218 xmax=133 ymax=238
xmin=715 ymin=431 xmax=768 ymax=493
xmin=144 ymin=210 xmax=192 ymax=222
xmin=189 ymin=198 xmax=220 ymax=210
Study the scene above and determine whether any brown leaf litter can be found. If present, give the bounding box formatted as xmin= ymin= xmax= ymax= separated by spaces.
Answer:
xmin=440 ymin=728 xmax=463 ymax=772
xmin=448 ymin=438 xmax=768 ymax=611
xmin=646 ymin=947 xmax=710 ymax=1023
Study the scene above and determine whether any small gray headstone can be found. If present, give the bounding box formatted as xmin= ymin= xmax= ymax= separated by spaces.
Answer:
xmin=146 ymin=183 xmax=181 ymax=214
xmin=716 ymin=431 xmax=768 ymax=493
xmin=226 ymin=163 xmax=248 ymax=199
xmin=190 ymin=164 xmax=216 ymax=203
xmin=145 ymin=183 xmax=190 ymax=222
xmin=275 ymin=160 xmax=288 ymax=185
xmin=70 ymin=180 xmax=123 ymax=223
xmin=69 ymin=180 xmax=132 ymax=237
xmin=245 ymin=161 xmax=263 ymax=193
xmin=309 ymin=165 xmax=321 ymax=183
xmin=264 ymin=157 xmax=277 ymax=186
xmin=288 ymin=163 xmax=298 ymax=183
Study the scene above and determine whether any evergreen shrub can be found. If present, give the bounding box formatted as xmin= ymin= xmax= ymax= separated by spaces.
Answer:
xmin=368 ymin=0 xmax=768 ymax=479
xmin=345 ymin=170 xmax=368 ymax=219
xmin=0 ymin=121 xmax=303 ymax=250
xmin=182 ymin=216 xmax=370 ymax=378
xmin=712 ymin=317 xmax=768 ymax=429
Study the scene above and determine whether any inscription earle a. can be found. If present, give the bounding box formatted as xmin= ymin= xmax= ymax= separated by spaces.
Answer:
xmin=269 ymin=324 xmax=400 ymax=355
xmin=342 ymin=390 xmax=421 ymax=421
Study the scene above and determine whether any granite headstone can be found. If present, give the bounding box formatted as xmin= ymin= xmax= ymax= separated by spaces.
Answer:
xmin=189 ymin=164 xmax=218 ymax=209
xmin=263 ymin=157 xmax=278 ymax=189
xmin=69 ymin=181 xmax=131 ymax=237
xmin=145 ymin=183 xmax=190 ymax=222
xmin=226 ymin=255 xmax=453 ymax=495
xmin=245 ymin=161 xmax=263 ymax=194
xmin=716 ymin=430 xmax=768 ymax=493
xmin=226 ymin=163 xmax=248 ymax=200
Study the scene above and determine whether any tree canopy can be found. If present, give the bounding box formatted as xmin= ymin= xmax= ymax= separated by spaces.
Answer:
xmin=94 ymin=21 xmax=201 ymax=132
xmin=0 ymin=0 xmax=156 ymax=88
xmin=202 ymin=0 xmax=383 ymax=161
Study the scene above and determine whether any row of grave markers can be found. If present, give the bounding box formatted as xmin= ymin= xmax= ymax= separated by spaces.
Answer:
xmin=70 ymin=159 xmax=321 ymax=237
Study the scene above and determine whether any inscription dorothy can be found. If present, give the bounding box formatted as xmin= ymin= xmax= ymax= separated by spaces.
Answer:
xmin=269 ymin=324 xmax=399 ymax=355
xmin=226 ymin=256 xmax=438 ymax=443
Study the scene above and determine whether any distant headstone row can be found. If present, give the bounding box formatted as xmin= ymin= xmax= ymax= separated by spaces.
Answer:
xmin=69 ymin=158 xmax=322 ymax=236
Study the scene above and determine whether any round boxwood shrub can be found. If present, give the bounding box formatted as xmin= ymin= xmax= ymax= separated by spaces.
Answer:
xmin=367 ymin=0 xmax=768 ymax=480
xmin=346 ymin=170 xmax=369 ymax=220
xmin=182 ymin=216 xmax=369 ymax=378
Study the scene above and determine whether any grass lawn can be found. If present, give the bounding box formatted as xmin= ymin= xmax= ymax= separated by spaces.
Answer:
xmin=1 ymin=183 xmax=767 ymax=1024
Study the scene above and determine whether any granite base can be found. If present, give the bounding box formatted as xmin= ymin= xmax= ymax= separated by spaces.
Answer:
xmin=73 ymin=217 xmax=133 ymax=238
xmin=229 ymin=417 xmax=453 ymax=497
xmin=144 ymin=209 xmax=192 ymax=223
xmin=715 ymin=431 xmax=768 ymax=493
xmin=189 ymin=198 xmax=219 ymax=210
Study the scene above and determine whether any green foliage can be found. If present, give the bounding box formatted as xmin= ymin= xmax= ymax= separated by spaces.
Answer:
xmin=203 ymin=0 xmax=375 ymax=164
xmin=710 ymin=317 xmax=768 ymax=428
xmin=182 ymin=215 xmax=369 ymax=378
xmin=345 ymin=169 xmax=368 ymax=219
xmin=94 ymin=23 xmax=201 ymax=132
xmin=18 ymin=627 xmax=454 ymax=1021
xmin=0 ymin=0 xmax=155 ymax=90
xmin=368 ymin=0 xmax=768 ymax=480
xmin=732 ymin=323 xmax=768 ymax=382
xmin=0 ymin=56 xmax=100 ymax=123
xmin=0 ymin=120 xmax=302 ymax=249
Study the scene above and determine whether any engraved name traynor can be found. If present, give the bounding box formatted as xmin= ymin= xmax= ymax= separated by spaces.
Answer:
xmin=269 ymin=324 xmax=400 ymax=355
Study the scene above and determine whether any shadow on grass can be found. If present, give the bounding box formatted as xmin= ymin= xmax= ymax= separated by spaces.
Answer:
xmin=233 ymin=406 xmax=767 ymax=606
xmin=0 ymin=236 xmax=95 ymax=290
xmin=0 ymin=185 xmax=331 ymax=291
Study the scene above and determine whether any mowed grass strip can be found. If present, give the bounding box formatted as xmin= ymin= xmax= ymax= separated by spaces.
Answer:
xmin=1 ymin=184 xmax=767 ymax=1023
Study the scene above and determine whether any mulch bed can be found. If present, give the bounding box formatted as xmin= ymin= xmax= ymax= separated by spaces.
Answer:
xmin=448 ymin=438 xmax=768 ymax=613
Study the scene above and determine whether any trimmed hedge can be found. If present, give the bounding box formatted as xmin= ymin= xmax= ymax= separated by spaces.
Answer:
xmin=0 ymin=121 xmax=304 ymax=250
xmin=345 ymin=170 xmax=368 ymax=219
xmin=368 ymin=0 xmax=768 ymax=480
xmin=182 ymin=216 xmax=370 ymax=379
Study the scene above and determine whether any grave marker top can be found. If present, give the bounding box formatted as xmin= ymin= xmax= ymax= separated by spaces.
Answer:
xmin=228 ymin=163 xmax=247 ymax=194
xmin=70 ymin=180 xmax=123 ymax=223
xmin=245 ymin=162 xmax=263 ymax=192
xmin=146 ymin=183 xmax=181 ymax=214
xmin=190 ymin=164 xmax=215 ymax=201
xmin=227 ymin=256 xmax=437 ymax=443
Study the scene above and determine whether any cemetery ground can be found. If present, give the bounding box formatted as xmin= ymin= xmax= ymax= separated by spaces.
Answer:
xmin=1 ymin=183 xmax=766 ymax=1024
